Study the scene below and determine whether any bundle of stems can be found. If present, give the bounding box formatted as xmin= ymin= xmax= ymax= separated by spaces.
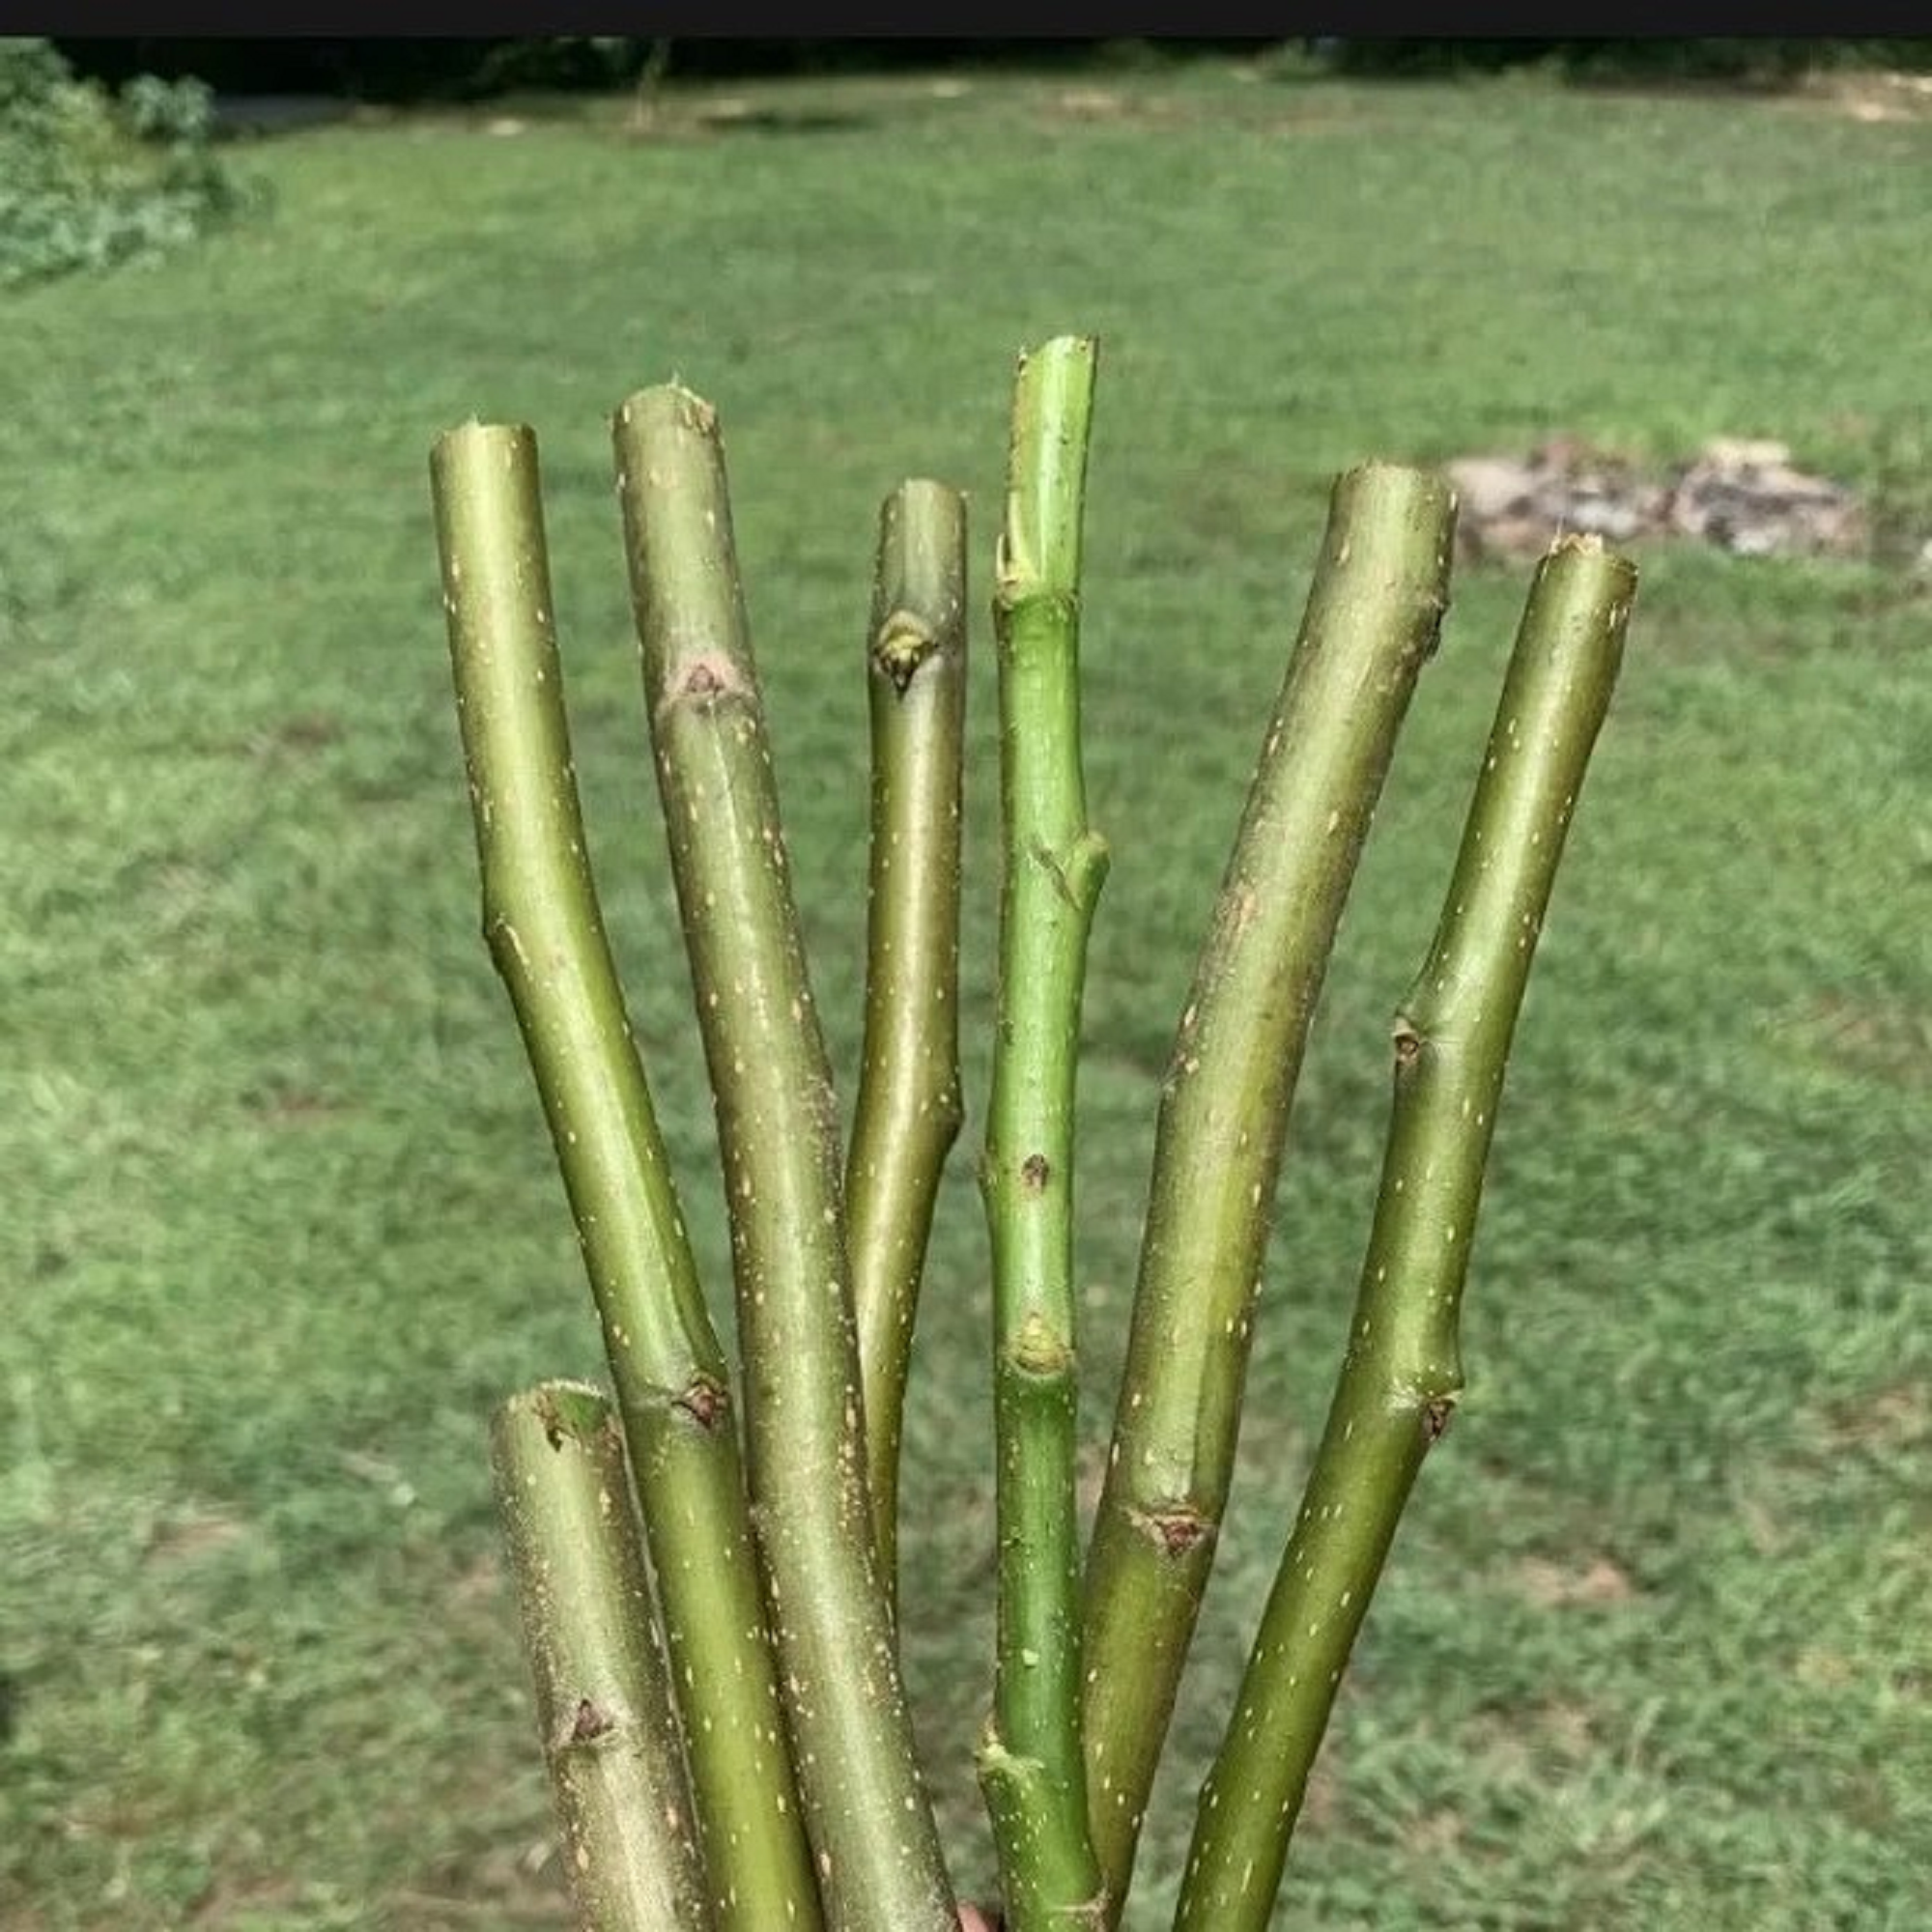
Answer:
xmin=1081 ymin=463 xmax=1456 ymax=1906
xmin=430 ymin=339 xmax=1634 ymax=1932
xmin=610 ymin=385 xmax=955 ymax=1932
xmin=432 ymin=423 xmax=816 ymax=1930
xmin=490 ymin=1381 xmax=711 ymax=1928
xmin=1174 ymin=534 xmax=1633 ymax=1928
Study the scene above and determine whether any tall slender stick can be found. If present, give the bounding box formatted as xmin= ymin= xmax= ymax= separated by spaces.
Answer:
xmin=1080 ymin=466 xmax=1456 ymax=1909
xmin=491 ymin=1381 xmax=713 ymax=1932
xmin=1174 ymin=535 xmax=1635 ymax=1931
xmin=430 ymin=423 xmax=820 ymax=1932
xmin=611 ymin=385 xmax=957 ymax=1932
xmin=845 ymin=479 xmax=968 ymax=1605
xmin=977 ymin=335 xmax=1109 ymax=1932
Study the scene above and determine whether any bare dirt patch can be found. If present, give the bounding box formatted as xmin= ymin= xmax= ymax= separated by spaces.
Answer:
xmin=450 ymin=1550 xmax=507 ymax=1609
xmin=245 ymin=711 xmax=343 ymax=761
xmin=142 ymin=1505 xmax=249 ymax=1569
xmin=186 ymin=1876 xmax=308 ymax=1927
xmin=1797 ymin=70 xmax=1932 ymax=125
xmin=1448 ymin=437 xmax=1873 ymax=564
xmin=1461 ymin=1698 xmax=1606 ymax=1783
xmin=1798 ymin=992 xmax=1932 ymax=1088
xmin=1514 ymin=1553 xmax=1637 ymax=1608
xmin=1535 ymin=1698 xmax=1601 ymax=1763
xmin=242 ymin=1084 xmax=347 ymax=1127
xmin=1814 ymin=1379 xmax=1932 ymax=1456
xmin=1401 ymin=1804 xmax=1466 ymax=1859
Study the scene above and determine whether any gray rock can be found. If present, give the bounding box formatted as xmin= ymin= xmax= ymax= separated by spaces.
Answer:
xmin=1447 ymin=436 xmax=1877 ymax=561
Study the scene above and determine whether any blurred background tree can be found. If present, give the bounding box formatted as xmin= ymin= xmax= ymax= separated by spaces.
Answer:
xmin=51 ymin=37 xmax=1932 ymax=103
xmin=0 ymin=37 xmax=245 ymax=289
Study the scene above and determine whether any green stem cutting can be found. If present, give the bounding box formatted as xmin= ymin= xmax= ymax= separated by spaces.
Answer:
xmin=491 ymin=1380 xmax=714 ymax=1932
xmin=431 ymin=422 xmax=820 ymax=1932
xmin=611 ymin=385 xmax=956 ymax=1932
xmin=1080 ymin=465 xmax=1456 ymax=1910
xmin=846 ymin=479 xmax=968 ymax=1605
xmin=1174 ymin=534 xmax=1635 ymax=1931
xmin=977 ymin=335 xmax=1109 ymax=1932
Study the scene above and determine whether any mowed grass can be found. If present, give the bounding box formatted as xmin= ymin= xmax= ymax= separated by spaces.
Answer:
xmin=5 ymin=57 xmax=1932 ymax=1930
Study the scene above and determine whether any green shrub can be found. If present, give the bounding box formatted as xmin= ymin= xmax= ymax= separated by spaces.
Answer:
xmin=1319 ymin=39 xmax=1912 ymax=87
xmin=0 ymin=38 xmax=246 ymax=291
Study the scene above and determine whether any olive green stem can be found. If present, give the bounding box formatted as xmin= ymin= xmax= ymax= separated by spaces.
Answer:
xmin=976 ymin=335 xmax=1108 ymax=1932
xmin=1080 ymin=465 xmax=1456 ymax=1910
xmin=1174 ymin=535 xmax=1635 ymax=1931
xmin=430 ymin=423 xmax=819 ymax=1932
xmin=845 ymin=480 xmax=968 ymax=1606
xmin=491 ymin=1381 xmax=713 ymax=1932
xmin=611 ymin=385 xmax=956 ymax=1932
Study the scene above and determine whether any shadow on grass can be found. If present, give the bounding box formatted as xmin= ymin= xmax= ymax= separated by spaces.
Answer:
xmin=689 ymin=103 xmax=870 ymax=136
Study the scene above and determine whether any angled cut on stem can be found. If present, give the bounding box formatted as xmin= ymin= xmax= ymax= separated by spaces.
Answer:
xmin=491 ymin=1381 xmax=713 ymax=1932
xmin=430 ymin=422 xmax=819 ymax=1932
xmin=977 ymin=334 xmax=1108 ymax=1932
xmin=1079 ymin=464 xmax=1456 ymax=1909
xmin=1174 ymin=534 xmax=1635 ymax=1932
xmin=845 ymin=479 xmax=968 ymax=1606
xmin=611 ymin=385 xmax=956 ymax=1932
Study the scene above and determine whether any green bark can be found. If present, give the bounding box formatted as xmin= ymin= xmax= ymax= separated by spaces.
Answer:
xmin=1173 ymin=535 xmax=1635 ymax=1932
xmin=491 ymin=1381 xmax=713 ymax=1932
xmin=845 ymin=479 xmax=968 ymax=1605
xmin=1079 ymin=465 xmax=1456 ymax=1909
xmin=430 ymin=422 xmax=820 ymax=1932
xmin=977 ymin=336 xmax=1108 ymax=1932
xmin=611 ymin=385 xmax=956 ymax=1932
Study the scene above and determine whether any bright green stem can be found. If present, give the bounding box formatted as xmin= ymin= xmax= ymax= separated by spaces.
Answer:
xmin=430 ymin=423 xmax=819 ymax=1932
xmin=1080 ymin=464 xmax=1456 ymax=1909
xmin=491 ymin=1382 xmax=713 ymax=1932
xmin=977 ymin=335 xmax=1108 ymax=1932
xmin=845 ymin=479 xmax=968 ymax=1607
xmin=1174 ymin=535 xmax=1635 ymax=1932
xmin=611 ymin=386 xmax=956 ymax=1932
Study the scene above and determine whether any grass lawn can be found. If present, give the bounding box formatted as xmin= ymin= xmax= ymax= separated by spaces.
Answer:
xmin=5 ymin=54 xmax=1931 ymax=1930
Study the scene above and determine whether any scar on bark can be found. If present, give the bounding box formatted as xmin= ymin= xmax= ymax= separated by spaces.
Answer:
xmin=656 ymin=650 xmax=748 ymax=723
xmin=675 ymin=1376 xmax=730 ymax=1429
xmin=1130 ymin=1502 xmax=1214 ymax=1557
xmin=872 ymin=610 xmax=938 ymax=696
xmin=567 ymin=1697 xmax=614 ymax=1743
